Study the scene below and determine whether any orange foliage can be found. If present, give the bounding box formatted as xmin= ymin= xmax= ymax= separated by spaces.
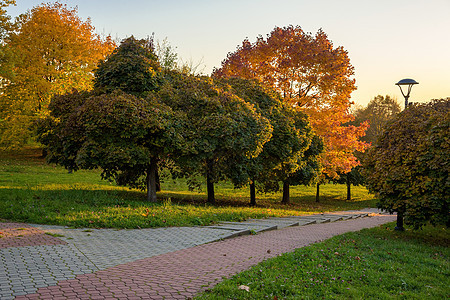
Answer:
xmin=9 ymin=2 xmax=115 ymax=103
xmin=213 ymin=25 xmax=368 ymax=178
xmin=1 ymin=2 xmax=115 ymax=148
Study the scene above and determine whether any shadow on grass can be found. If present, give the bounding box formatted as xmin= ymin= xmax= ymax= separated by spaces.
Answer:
xmin=4 ymin=187 xmax=355 ymax=228
xmin=0 ymin=186 xmax=376 ymax=214
xmin=374 ymin=222 xmax=450 ymax=248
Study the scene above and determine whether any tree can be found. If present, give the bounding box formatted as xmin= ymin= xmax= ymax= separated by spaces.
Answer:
xmin=38 ymin=36 xmax=168 ymax=202
xmin=158 ymin=71 xmax=272 ymax=204
xmin=94 ymin=36 xmax=159 ymax=94
xmin=353 ymin=95 xmax=401 ymax=144
xmin=286 ymin=134 xmax=324 ymax=203
xmin=0 ymin=2 xmax=114 ymax=148
xmin=329 ymin=167 xmax=365 ymax=201
xmin=0 ymin=0 xmax=14 ymax=40
xmin=38 ymin=90 xmax=174 ymax=203
xmin=335 ymin=95 xmax=401 ymax=201
xmin=0 ymin=0 xmax=16 ymax=83
xmin=213 ymin=25 xmax=368 ymax=200
xmin=216 ymin=77 xmax=318 ymax=205
xmin=154 ymin=36 xmax=179 ymax=71
xmin=364 ymin=99 xmax=450 ymax=229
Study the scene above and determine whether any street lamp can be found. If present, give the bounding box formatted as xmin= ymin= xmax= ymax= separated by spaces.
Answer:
xmin=393 ymin=78 xmax=419 ymax=231
xmin=396 ymin=78 xmax=419 ymax=109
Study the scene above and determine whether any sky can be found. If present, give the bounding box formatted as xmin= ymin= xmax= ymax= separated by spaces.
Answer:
xmin=7 ymin=0 xmax=450 ymax=107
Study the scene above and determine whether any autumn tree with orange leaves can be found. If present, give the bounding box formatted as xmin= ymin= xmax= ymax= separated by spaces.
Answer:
xmin=213 ymin=25 xmax=368 ymax=202
xmin=0 ymin=2 xmax=115 ymax=148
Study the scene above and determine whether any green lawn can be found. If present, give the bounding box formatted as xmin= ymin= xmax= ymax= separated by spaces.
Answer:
xmin=197 ymin=223 xmax=449 ymax=299
xmin=0 ymin=147 xmax=376 ymax=228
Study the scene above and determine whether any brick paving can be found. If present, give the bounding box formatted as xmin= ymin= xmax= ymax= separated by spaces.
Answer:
xmin=5 ymin=211 xmax=396 ymax=299
xmin=0 ymin=222 xmax=66 ymax=249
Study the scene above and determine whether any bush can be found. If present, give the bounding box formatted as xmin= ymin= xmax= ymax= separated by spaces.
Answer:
xmin=364 ymin=98 xmax=449 ymax=229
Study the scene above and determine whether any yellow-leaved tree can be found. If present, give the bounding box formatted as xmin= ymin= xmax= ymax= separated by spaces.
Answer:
xmin=0 ymin=2 xmax=115 ymax=148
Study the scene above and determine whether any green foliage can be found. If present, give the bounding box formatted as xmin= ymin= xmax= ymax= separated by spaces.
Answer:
xmin=287 ymin=134 xmax=324 ymax=187
xmin=197 ymin=223 xmax=449 ymax=299
xmin=155 ymin=37 xmax=179 ymax=71
xmin=353 ymin=95 xmax=401 ymax=145
xmin=38 ymin=37 xmax=171 ymax=202
xmin=216 ymin=78 xmax=318 ymax=196
xmin=37 ymin=90 xmax=90 ymax=172
xmin=330 ymin=167 xmax=365 ymax=187
xmin=94 ymin=36 xmax=160 ymax=94
xmin=75 ymin=91 xmax=173 ymax=186
xmin=364 ymin=98 xmax=450 ymax=229
xmin=158 ymin=72 xmax=273 ymax=203
xmin=38 ymin=89 xmax=176 ymax=201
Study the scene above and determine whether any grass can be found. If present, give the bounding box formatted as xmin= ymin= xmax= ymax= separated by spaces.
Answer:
xmin=196 ymin=223 xmax=450 ymax=299
xmin=0 ymin=147 xmax=376 ymax=228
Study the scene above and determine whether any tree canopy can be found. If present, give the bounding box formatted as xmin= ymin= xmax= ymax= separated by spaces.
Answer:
xmin=0 ymin=2 xmax=114 ymax=148
xmin=213 ymin=25 xmax=368 ymax=181
xmin=39 ymin=37 xmax=274 ymax=204
xmin=353 ymin=95 xmax=401 ymax=144
xmin=94 ymin=36 xmax=160 ymax=94
xmin=364 ymin=98 xmax=449 ymax=229
xmin=158 ymin=72 xmax=273 ymax=203
xmin=215 ymin=77 xmax=319 ymax=205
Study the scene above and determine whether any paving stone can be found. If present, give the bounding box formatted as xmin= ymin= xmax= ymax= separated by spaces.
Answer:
xmin=2 ymin=208 xmax=392 ymax=299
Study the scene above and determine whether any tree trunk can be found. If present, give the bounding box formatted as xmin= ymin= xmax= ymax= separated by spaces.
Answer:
xmin=250 ymin=180 xmax=256 ymax=206
xmin=395 ymin=211 xmax=405 ymax=231
xmin=315 ymin=183 xmax=320 ymax=203
xmin=146 ymin=158 xmax=158 ymax=202
xmin=346 ymin=174 xmax=351 ymax=201
xmin=281 ymin=181 xmax=290 ymax=204
xmin=206 ymin=160 xmax=215 ymax=204
xmin=155 ymin=168 xmax=161 ymax=192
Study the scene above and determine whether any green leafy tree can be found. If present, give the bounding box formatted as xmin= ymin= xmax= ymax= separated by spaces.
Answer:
xmin=329 ymin=167 xmax=365 ymax=201
xmin=38 ymin=36 xmax=169 ymax=202
xmin=38 ymin=90 xmax=173 ymax=202
xmin=76 ymin=91 xmax=173 ymax=202
xmin=354 ymin=95 xmax=401 ymax=144
xmin=158 ymin=72 xmax=272 ymax=204
xmin=286 ymin=134 xmax=324 ymax=203
xmin=94 ymin=36 xmax=160 ymax=94
xmin=216 ymin=77 xmax=318 ymax=205
xmin=364 ymin=98 xmax=449 ymax=229
xmin=155 ymin=36 xmax=179 ymax=71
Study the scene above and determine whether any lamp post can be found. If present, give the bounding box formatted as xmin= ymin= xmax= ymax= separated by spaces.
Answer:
xmin=396 ymin=78 xmax=419 ymax=109
xmin=393 ymin=78 xmax=419 ymax=231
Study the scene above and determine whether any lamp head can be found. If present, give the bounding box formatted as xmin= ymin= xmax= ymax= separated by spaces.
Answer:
xmin=396 ymin=78 xmax=419 ymax=86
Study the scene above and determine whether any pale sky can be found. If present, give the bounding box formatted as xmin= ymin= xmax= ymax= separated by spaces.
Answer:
xmin=7 ymin=0 xmax=450 ymax=107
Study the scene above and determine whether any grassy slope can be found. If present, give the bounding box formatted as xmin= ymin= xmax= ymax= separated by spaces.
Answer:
xmin=0 ymin=147 xmax=376 ymax=228
xmin=197 ymin=223 xmax=449 ymax=299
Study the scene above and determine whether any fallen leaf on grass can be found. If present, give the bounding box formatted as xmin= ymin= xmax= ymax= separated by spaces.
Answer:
xmin=238 ymin=285 xmax=250 ymax=292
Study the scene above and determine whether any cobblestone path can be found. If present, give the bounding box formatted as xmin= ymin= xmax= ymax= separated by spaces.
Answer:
xmin=0 ymin=209 xmax=396 ymax=299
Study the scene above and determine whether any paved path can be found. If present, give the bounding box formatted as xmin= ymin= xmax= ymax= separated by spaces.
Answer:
xmin=0 ymin=208 xmax=396 ymax=299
